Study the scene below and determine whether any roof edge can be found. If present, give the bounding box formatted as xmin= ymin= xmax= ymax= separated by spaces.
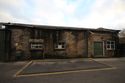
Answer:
xmin=0 ymin=22 xmax=120 ymax=32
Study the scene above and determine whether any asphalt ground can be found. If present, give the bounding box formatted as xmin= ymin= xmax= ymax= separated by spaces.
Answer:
xmin=18 ymin=59 xmax=111 ymax=76
xmin=0 ymin=58 xmax=125 ymax=83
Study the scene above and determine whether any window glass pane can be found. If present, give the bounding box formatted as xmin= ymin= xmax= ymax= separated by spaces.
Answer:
xmin=106 ymin=41 xmax=115 ymax=50
xmin=62 ymin=42 xmax=64 ymax=45
xmin=59 ymin=43 xmax=61 ymax=45
xmin=36 ymin=46 xmax=39 ymax=48
xmin=39 ymin=46 xmax=42 ymax=48
xmin=62 ymin=45 xmax=65 ymax=48
xmin=111 ymin=41 xmax=115 ymax=44
xmin=111 ymin=45 xmax=114 ymax=49
xmin=107 ymin=45 xmax=110 ymax=48
xmin=55 ymin=45 xmax=58 ymax=48
xmin=107 ymin=41 xmax=110 ymax=44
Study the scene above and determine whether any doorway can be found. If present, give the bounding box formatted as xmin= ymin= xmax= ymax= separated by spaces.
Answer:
xmin=94 ymin=42 xmax=104 ymax=57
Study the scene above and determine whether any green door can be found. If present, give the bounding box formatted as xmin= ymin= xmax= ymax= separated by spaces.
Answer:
xmin=94 ymin=42 xmax=103 ymax=57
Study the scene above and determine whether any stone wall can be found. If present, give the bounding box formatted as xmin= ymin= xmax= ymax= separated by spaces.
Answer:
xmin=43 ymin=30 xmax=87 ymax=58
xmin=10 ymin=28 xmax=30 ymax=60
xmin=88 ymin=31 xmax=118 ymax=57
xmin=10 ymin=27 xmax=119 ymax=60
xmin=43 ymin=30 xmax=55 ymax=57
xmin=64 ymin=31 xmax=87 ymax=58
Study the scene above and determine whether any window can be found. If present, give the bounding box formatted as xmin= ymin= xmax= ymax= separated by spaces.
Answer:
xmin=55 ymin=42 xmax=65 ymax=49
xmin=106 ymin=41 xmax=115 ymax=50
xmin=30 ymin=29 xmax=43 ymax=39
xmin=30 ymin=43 xmax=43 ymax=50
xmin=1 ymin=25 xmax=6 ymax=29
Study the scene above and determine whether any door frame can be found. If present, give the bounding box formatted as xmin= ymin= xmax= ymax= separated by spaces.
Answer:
xmin=93 ymin=41 xmax=105 ymax=57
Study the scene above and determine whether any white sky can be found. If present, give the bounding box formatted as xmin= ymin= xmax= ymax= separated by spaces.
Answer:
xmin=0 ymin=0 xmax=125 ymax=30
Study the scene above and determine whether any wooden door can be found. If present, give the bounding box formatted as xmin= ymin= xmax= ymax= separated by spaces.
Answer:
xmin=94 ymin=42 xmax=103 ymax=57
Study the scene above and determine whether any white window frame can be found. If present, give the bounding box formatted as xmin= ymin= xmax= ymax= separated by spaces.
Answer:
xmin=30 ymin=43 xmax=43 ymax=50
xmin=0 ymin=25 xmax=6 ymax=29
xmin=55 ymin=42 xmax=65 ymax=49
xmin=106 ymin=41 xmax=115 ymax=50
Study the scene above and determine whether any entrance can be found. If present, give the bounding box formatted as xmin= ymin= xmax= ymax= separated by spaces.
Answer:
xmin=0 ymin=30 xmax=11 ymax=61
xmin=94 ymin=42 xmax=103 ymax=57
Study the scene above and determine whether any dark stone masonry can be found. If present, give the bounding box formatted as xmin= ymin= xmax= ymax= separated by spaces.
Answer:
xmin=0 ymin=23 xmax=120 ymax=61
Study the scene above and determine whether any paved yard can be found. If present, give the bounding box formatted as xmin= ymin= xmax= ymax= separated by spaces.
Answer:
xmin=0 ymin=58 xmax=125 ymax=83
xmin=19 ymin=59 xmax=111 ymax=76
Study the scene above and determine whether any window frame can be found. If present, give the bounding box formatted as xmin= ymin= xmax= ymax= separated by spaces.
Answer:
xmin=30 ymin=43 xmax=43 ymax=50
xmin=30 ymin=29 xmax=43 ymax=39
xmin=106 ymin=40 xmax=115 ymax=50
xmin=55 ymin=42 xmax=65 ymax=50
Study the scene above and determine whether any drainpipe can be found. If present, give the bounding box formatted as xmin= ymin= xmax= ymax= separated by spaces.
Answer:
xmin=86 ymin=30 xmax=89 ymax=58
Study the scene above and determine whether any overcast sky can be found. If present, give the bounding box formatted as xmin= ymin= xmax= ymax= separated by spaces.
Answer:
xmin=0 ymin=0 xmax=125 ymax=29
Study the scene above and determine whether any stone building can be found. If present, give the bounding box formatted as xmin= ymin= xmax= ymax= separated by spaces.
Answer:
xmin=119 ymin=37 xmax=125 ymax=57
xmin=0 ymin=23 xmax=120 ymax=61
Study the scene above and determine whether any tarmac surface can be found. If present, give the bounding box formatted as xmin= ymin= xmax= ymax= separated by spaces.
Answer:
xmin=19 ymin=59 xmax=110 ymax=76
xmin=0 ymin=58 xmax=125 ymax=83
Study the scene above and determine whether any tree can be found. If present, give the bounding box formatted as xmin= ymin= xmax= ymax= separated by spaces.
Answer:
xmin=119 ymin=29 xmax=125 ymax=38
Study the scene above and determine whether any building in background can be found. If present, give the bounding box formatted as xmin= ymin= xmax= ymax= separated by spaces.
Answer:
xmin=0 ymin=23 xmax=120 ymax=61
xmin=119 ymin=37 xmax=125 ymax=57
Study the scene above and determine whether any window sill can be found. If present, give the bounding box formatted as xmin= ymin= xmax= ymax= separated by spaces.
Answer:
xmin=54 ymin=48 xmax=65 ymax=50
